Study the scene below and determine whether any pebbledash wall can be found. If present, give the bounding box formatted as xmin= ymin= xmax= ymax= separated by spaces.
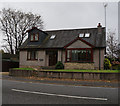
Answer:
xmin=19 ymin=50 xmax=66 ymax=69
xmin=20 ymin=48 xmax=104 ymax=70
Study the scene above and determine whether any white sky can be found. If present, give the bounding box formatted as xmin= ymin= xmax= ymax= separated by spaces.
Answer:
xmin=0 ymin=0 xmax=119 ymax=49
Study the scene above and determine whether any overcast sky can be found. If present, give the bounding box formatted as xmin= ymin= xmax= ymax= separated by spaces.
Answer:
xmin=0 ymin=1 xmax=119 ymax=49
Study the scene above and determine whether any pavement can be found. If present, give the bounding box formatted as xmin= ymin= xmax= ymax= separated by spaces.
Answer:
xmin=1 ymin=72 xmax=119 ymax=88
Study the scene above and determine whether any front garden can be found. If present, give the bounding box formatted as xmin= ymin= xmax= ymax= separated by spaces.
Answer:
xmin=43 ymin=69 xmax=120 ymax=73
xmin=11 ymin=67 xmax=120 ymax=73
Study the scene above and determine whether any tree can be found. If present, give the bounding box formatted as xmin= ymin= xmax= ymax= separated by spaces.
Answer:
xmin=106 ymin=30 xmax=119 ymax=60
xmin=118 ymin=44 xmax=120 ymax=61
xmin=0 ymin=8 xmax=43 ymax=54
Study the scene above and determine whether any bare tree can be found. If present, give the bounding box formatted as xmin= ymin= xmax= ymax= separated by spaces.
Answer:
xmin=0 ymin=8 xmax=43 ymax=54
xmin=106 ymin=30 xmax=119 ymax=59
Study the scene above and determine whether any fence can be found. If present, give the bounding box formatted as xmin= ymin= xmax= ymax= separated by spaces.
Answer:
xmin=2 ymin=60 xmax=19 ymax=72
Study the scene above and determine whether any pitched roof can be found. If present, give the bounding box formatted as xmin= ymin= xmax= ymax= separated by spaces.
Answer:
xmin=19 ymin=27 xmax=106 ymax=49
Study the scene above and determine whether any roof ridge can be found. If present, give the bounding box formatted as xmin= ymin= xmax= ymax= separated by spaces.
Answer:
xmin=44 ymin=27 xmax=105 ymax=32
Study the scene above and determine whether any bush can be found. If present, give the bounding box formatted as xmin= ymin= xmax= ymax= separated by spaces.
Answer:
xmin=55 ymin=61 xmax=64 ymax=69
xmin=104 ymin=58 xmax=112 ymax=70
xmin=117 ymin=64 xmax=120 ymax=70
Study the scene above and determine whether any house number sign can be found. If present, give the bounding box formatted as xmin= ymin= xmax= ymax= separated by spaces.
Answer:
xmin=39 ymin=59 xmax=44 ymax=61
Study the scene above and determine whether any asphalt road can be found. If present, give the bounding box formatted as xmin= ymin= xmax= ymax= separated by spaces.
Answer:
xmin=2 ymin=79 xmax=119 ymax=104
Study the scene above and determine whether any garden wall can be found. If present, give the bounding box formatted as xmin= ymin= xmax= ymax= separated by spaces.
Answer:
xmin=64 ymin=63 xmax=94 ymax=70
xmin=9 ymin=69 xmax=120 ymax=81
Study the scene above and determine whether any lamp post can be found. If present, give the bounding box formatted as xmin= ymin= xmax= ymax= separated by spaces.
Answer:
xmin=103 ymin=3 xmax=108 ymax=28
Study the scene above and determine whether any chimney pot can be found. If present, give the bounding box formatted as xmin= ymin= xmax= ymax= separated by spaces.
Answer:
xmin=97 ymin=23 xmax=102 ymax=34
xmin=97 ymin=23 xmax=102 ymax=27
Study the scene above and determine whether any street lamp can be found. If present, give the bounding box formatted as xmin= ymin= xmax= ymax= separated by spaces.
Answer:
xmin=103 ymin=2 xmax=108 ymax=64
xmin=103 ymin=3 xmax=108 ymax=28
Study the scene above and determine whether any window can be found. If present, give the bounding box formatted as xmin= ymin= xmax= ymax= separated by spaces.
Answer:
xmin=30 ymin=33 xmax=39 ymax=41
xmin=50 ymin=35 xmax=56 ymax=39
xmin=85 ymin=33 xmax=90 ymax=37
xmin=66 ymin=49 xmax=93 ymax=62
xmin=79 ymin=33 xmax=90 ymax=38
xmin=79 ymin=33 xmax=84 ymax=37
xmin=35 ymin=34 xmax=39 ymax=41
xmin=31 ymin=35 xmax=34 ymax=41
xmin=27 ymin=51 xmax=38 ymax=60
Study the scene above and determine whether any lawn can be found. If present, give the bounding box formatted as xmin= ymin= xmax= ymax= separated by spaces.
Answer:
xmin=12 ymin=68 xmax=34 ymax=71
xmin=44 ymin=69 xmax=120 ymax=73
xmin=12 ymin=68 xmax=120 ymax=73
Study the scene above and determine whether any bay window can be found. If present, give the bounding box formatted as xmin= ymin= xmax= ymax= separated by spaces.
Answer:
xmin=66 ymin=48 xmax=93 ymax=62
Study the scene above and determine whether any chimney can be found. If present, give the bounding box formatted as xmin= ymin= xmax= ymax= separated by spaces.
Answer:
xmin=97 ymin=23 xmax=102 ymax=34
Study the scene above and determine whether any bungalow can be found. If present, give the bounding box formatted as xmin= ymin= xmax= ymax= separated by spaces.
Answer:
xmin=19 ymin=23 xmax=106 ymax=70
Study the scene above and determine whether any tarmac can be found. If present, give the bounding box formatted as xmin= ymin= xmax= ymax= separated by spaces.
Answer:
xmin=0 ymin=72 xmax=119 ymax=88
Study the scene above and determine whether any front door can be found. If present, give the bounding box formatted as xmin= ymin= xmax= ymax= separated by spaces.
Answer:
xmin=49 ymin=51 xmax=57 ymax=66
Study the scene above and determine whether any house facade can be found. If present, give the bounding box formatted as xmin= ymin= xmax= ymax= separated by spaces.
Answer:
xmin=19 ymin=23 xmax=106 ymax=70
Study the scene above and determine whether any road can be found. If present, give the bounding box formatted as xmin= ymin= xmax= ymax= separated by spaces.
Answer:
xmin=2 ymin=79 xmax=119 ymax=104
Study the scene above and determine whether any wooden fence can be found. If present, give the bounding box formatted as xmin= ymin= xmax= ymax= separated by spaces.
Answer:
xmin=2 ymin=60 xmax=19 ymax=72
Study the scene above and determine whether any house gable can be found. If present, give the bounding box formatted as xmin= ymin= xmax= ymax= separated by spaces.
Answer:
xmin=64 ymin=37 xmax=94 ymax=49
xmin=67 ymin=39 xmax=91 ymax=48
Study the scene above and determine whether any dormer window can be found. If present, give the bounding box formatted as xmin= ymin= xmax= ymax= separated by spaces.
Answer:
xmin=30 ymin=33 xmax=39 ymax=41
xmin=31 ymin=35 xmax=34 ymax=41
xmin=50 ymin=35 xmax=56 ymax=39
xmin=35 ymin=34 xmax=39 ymax=40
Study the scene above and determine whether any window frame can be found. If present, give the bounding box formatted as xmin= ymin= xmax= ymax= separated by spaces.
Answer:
xmin=30 ymin=33 xmax=39 ymax=41
xmin=65 ymin=48 xmax=93 ymax=63
xmin=27 ymin=51 xmax=38 ymax=60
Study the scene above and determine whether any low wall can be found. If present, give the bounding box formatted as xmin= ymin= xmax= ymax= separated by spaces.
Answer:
xmin=9 ymin=69 xmax=120 ymax=81
xmin=64 ymin=63 xmax=94 ymax=70
xmin=9 ymin=69 xmax=33 ymax=77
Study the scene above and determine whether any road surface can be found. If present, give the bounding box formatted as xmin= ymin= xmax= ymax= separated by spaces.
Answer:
xmin=2 ymin=79 xmax=119 ymax=104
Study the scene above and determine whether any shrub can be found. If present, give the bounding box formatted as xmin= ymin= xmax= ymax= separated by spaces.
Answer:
xmin=117 ymin=64 xmax=120 ymax=70
xmin=55 ymin=61 xmax=64 ymax=69
xmin=104 ymin=58 xmax=112 ymax=70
